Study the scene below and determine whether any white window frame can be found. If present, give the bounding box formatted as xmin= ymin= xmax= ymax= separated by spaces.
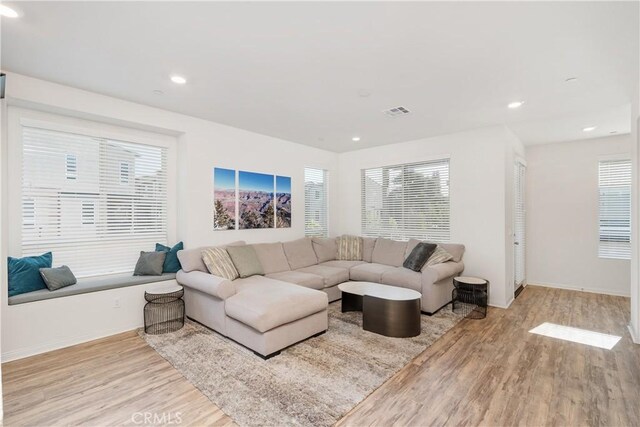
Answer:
xmin=304 ymin=167 xmax=329 ymax=237
xmin=361 ymin=157 xmax=451 ymax=241
xmin=6 ymin=107 xmax=178 ymax=277
xmin=598 ymin=156 xmax=631 ymax=260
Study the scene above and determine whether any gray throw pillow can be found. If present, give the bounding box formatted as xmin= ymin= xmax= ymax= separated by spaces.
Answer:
xmin=226 ymin=245 xmax=264 ymax=278
xmin=39 ymin=265 xmax=77 ymax=291
xmin=403 ymin=243 xmax=438 ymax=272
xmin=134 ymin=251 xmax=166 ymax=276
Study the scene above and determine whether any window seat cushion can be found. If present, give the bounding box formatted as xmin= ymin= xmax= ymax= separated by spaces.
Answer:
xmin=8 ymin=273 xmax=177 ymax=305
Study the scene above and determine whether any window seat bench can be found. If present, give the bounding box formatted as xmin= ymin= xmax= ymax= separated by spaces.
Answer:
xmin=8 ymin=273 xmax=177 ymax=306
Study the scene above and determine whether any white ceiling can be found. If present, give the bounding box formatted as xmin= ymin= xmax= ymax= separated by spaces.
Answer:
xmin=1 ymin=1 xmax=638 ymax=152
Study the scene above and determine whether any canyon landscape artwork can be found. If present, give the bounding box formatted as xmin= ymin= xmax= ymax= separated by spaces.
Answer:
xmin=239 ymin=171 xmax=275 ymax=229
xmin=213 ymin=167 xmax=236 ymax=230
xmin=213 ymin=168 xmax=291 ymax=230
xmin=276 ymin=175 xmax=291 ymax=228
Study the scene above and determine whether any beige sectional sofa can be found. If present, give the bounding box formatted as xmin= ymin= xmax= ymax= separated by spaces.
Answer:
xmin=176 ymin=236 xmax=464 ymax=358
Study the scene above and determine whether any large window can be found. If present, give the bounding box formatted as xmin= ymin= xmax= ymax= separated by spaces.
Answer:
xmin=598 ymin=159 xmax=631 ymax=260
xmin=361 ymin=158 xmax=450 ymax=241
xmin=304 ymin=168 xmax=328 ymax=237
xmin=21 ymin=125 xmax=168 ymax=277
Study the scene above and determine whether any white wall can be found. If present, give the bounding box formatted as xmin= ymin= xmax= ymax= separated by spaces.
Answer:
xmin=525 ymin=135 xmax=631 ymax=296
xmin=337 ymin=125 xmax=519 ymax=308
xmin=1 ymin=72 xmax=339 ymax=361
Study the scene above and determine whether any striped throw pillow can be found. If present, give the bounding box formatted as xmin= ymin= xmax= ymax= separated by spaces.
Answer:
xmin=337 ymin=235 xmax=363 ymax=261
xmin=201 ymin=247 xmax=239 ymax=280
xmin=425 ymin=245 xmax=453 ymax=267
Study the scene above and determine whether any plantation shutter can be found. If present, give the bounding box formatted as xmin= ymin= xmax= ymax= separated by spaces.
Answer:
xmin=361 ymin=158 xmax=450 ymax=241
xmin=21 ymin=125 xmax=168 ymax=277
xmin=514 ymin=161 xmax=526 ymax=287
xmin=304 ymin=168 xmax=328 ymax=237
xmin=598 ymin=159 xmax=631 ymax=259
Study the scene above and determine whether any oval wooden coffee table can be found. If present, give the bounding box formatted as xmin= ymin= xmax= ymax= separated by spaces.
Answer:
xmin=338 ymin=281 xmax=422 ymax=338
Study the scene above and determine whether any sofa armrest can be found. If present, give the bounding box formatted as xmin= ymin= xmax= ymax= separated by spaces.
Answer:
xmin=176 ymin=270 xmax=236 ymax=300
xmin=422 ymin=261 xmax=465 ymax=285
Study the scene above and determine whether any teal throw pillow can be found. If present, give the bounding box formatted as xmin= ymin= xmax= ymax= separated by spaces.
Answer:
xmin=8 ymin=252 xmax=53 ymax=297
xmin=155 ymin=241 xmax=183 ymax=273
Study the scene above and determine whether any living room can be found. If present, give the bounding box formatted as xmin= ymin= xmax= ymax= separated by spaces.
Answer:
xmin=0 ymin=1 xmax=639 ymax=426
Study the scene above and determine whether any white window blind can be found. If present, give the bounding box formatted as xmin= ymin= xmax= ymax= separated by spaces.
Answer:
xmin=21 ymin=125 xmax=168 ymax=277
xmin=361 ymin=158 xmax=450 ymax=241
xmin=598 ymin=159 xmax=631 ymax=259
xmin=304 ymin=168 xmax=328 ymax=237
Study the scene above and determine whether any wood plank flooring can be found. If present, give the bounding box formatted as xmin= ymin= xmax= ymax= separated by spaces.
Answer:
xmin=3 ymin=286 xmax=639 ymax=426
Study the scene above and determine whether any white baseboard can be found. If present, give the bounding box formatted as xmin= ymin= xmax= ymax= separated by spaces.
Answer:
xmin=629 ymin=324 xmax=640 ymax=344
xmin=528 ymin=281 xmax=630 ymax=298
xmin=1 ymin=324 xmax=139 ymax=362
xmin=489 ymin=297 xmax=514 ymax=310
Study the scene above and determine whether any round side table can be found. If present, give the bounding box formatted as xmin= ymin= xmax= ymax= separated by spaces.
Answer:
xmin=144 ymin=284 xmax=185 ymax=334
xmin=452 ymin=276 xmax=489 ymax=319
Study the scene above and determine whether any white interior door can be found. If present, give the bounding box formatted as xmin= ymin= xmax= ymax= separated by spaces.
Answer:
xmin=514 ymin=160 xmax=526 ymax=293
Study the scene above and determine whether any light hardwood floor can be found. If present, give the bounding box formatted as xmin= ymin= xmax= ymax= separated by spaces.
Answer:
xmin=3 ymin=286 xmax=639 ymax=426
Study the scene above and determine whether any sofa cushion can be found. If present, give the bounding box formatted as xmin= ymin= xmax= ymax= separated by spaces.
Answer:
xmin=426 ymin=246 xmax=454 ymax=267
xmin=337 ymin=235 xmax=363 ymax=261
xmin=296 ymin=265 xmax=349 ymax=288
xmin=311 ymin=237 xmax=337 ymax=263
xmin=225 ymin=277 xmax=328 ymax=333
xmin=226 ymin=246 xmax=264 ymax=278
xmin=177 ymin=241 xmax=246 ymax=273
xmin=439 ymin=243 xmax=465 ymax=263
xmin=350 ymin=263 xmax=397 ymax=283
xmin=201 ymin=247 xmax=239 ymax=280
xmin=253 ymin=242 xmax=290 ymax=274
xmin=265 ymin=271 xmax=324 ymax=290
xmin=282 ymin=238 xmax=317 ymax=270
xmin=403 ymin=242 xmax=438 ymax=272
xmin=362 ymin=237 xmax=377 ymax=262
xmin=380 ymin=267 xmax=422 ymax=292
xmin=371 ymin=238 xmax=408 ymax=267
xmin=319 ymin=260 xmax=366 ymax=270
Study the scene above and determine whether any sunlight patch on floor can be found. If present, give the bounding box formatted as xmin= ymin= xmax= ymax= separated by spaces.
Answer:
xmin=529 ymin=322 xmax=621 ymax=350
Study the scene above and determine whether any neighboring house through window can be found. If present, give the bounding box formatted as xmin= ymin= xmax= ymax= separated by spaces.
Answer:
xmin=598 ymin=158 xmax=631 ymax=260
xmin=304 ymin=167 xmax=328 ymax=237
xmin=361 ymin=158 xmax=450 ymax=241
xmin=65 ymin=154 xmax=77 ymax=180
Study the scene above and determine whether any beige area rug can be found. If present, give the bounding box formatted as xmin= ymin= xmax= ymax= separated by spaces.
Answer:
xmin=140 ymin=302 xmax=462 ymax=427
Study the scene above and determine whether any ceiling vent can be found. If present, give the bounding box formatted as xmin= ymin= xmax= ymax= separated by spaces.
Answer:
xmin=383 ymin=106 xmax=411 ymax=117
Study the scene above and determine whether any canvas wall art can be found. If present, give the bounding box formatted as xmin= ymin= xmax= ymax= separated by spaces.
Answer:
xmin=213 ymin=167 xmax=236 ymax=230
xmin=275 ymin=175 xmax=291 ymax=228
xmin=238 ymin=171 xmax=275 ymax=229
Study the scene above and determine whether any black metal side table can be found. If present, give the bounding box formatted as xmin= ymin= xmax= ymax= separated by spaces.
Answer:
xmin=144 ymin=285 xmax=185 ymax=334
xmin=452 ymin=276 xmax=489 ymax=319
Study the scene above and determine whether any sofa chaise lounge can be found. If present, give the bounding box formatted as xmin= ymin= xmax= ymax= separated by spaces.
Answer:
xmin=176 ymin=236 xmax=465 ymax=358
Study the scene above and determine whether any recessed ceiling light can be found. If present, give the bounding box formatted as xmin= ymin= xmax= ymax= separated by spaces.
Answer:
xmin=507 ymin=101 xmax=524 ymax=109
xmin=565 ymin=77 xmax=578 ymax=83
xmin=0 ymin=5 xmax=19 ymax=18
xmin=170 ymin=75 xmax=187 ymax=84
xmin=583 ymin=126 xmax=596 ymax=132
xmin=352 ymin=136 xmax=361 ymax=142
